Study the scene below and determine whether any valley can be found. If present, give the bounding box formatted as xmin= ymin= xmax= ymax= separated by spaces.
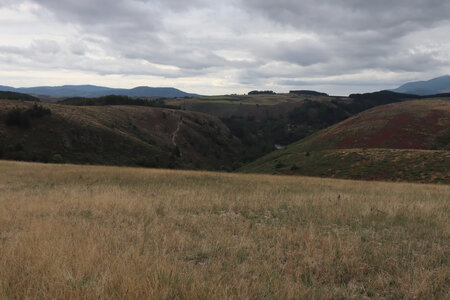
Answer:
xmin=0 ymin=88 xmax=449 ymax=183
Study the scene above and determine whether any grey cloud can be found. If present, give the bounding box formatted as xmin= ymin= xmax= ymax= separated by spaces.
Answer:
xmin=33 ymin=0 xmax=157 ymax=27
xmin=22 ymin=0 xmax=234 ymax=72
xmin=0 ymin=40 xmax=60 ymax=62
xmin=239 ymin=0 xmax=450 ymax=34
xmin=236 ymin=0 xmax=450 ymax=82
xmin=31 ymin=39 xmax=60 ymax=54
xmin=1 ymin=0 xmax=450 ymax=94
xmin=122 ymin=45 xmax=230 ymax=70
xmin=279 ymin=79 xmax=402 ymax=88
xmin=151 ymin=0 xmax=210 ymax=12
xmin=69 ymin=41 xmax=88 ymax=56
xmin=255 ymin=39 xmax=330 ymax=67
xmin=0 ymin=39 xmax=189 ymax=78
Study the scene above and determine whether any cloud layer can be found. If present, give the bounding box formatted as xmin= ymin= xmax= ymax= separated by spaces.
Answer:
xmin=1 ymin=0 xmax=450 ymax=94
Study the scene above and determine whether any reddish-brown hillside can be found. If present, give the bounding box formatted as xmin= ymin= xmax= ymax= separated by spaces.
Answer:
xmin=301 ymin=99 xmax=450 ymax=150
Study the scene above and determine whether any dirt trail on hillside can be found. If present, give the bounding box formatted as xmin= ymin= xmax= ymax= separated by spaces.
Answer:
xmin=172 ymin=120 xmax=183 ymax=147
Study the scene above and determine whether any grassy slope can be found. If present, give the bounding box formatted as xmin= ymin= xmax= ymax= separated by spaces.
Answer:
xmin=240 ymin=99 xmax=450 ymax=183
xmin=240 ymin=148 xmax=450 ymax=184
xmin=0 ymin=100 xmax=243 ymax=170
xmin=0 ymin=161 xmax=449 ymax=299
xmin=296 ymin=99 xmax=450 ymax=151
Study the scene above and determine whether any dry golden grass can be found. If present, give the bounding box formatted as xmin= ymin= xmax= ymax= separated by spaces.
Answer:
xmin=0 ymin=160 xmax=449 ymax=299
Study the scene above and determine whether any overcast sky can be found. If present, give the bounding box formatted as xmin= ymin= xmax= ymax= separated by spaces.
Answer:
xmin=1 ymin=0 xmax=450 ymax=95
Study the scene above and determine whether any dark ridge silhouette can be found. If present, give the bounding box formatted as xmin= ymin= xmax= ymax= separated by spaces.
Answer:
xmin=0 ymin=91 xmax=40 ymax=102
xmin=289 ymin=90 xmax=329 ymax=96
xmin=391 ymin=75 xmax=450 ymax=95
xmin=0 ymin=85 xmax=200 ymax=99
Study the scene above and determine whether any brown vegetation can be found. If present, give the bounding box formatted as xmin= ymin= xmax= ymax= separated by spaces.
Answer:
xmin=0 ymin=161 xmax=448 ymax=299
xmin=309 ymin=99 xmax=450 ymax=150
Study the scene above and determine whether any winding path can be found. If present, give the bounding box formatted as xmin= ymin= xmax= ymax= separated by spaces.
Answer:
xmin=172 ymin=120 xmax=183 ymax=147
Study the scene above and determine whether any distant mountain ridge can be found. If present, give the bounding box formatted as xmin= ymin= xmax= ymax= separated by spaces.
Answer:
xmin=391 ymin=75 xmax=450 ymax=95
xmin=0 ymin=84 xmax=200 ymax=99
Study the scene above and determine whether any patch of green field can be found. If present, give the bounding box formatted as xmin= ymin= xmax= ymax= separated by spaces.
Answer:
xmin=197 ymin=100 xmax=276 ymax=106
xmin=200 ymin=94 xmax=280 ymax=100
xmin=182 ymin=93 xmax=303 ymax=105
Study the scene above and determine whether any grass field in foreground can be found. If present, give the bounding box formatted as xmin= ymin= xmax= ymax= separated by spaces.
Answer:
xmin=0 ymin=161 xmax=449 ymax=299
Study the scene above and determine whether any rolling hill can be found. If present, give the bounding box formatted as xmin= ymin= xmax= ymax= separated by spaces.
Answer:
xmin=0 ymin=99 xmax=242 ymax=170
xmin=391 ymin=75 xmax=450 ymax=95
xmin=0 ymin=91 xmax=41 ymax=102
xmin=281 ymin=99 xmax=450 ymax=151
xmin=0 ymin=85 xmax=199 ymax=99
xmin=240 ymin=99 xmax=450 ymax=183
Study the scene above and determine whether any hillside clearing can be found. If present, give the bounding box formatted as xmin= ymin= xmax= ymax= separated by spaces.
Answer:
xmin=0 ymin=161 xmax=449 ymax=299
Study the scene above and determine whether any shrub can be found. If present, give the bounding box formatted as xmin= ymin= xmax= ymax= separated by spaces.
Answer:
xmin=434 ymin=130 xmax=450 ymax=150
xmin=248 ymin=90 xmax=275 ymax=95
xmin=28 ymin=103 xmax=51 ymax=118
xmin=5 ymin=109 xmax=30 ymax=128
xmin=52 ymin=154 xmax=64 ymax=164
xmin=13 ymin=143 xmax=24 ymax=152
xmin=172 ymin=146 xmax=181 ymax=158
xmin=275 ymin=161 xmax=285 ymax=169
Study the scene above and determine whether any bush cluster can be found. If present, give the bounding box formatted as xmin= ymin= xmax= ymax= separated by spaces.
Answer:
xmin=5 ymin=103 xmax=51 ymax=128
xmin=248 ymin=90 xmax=275 ymax=95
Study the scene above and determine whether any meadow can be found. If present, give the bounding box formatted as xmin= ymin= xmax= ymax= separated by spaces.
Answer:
xmin=0 ymin=160 xmax=449 ymax=299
